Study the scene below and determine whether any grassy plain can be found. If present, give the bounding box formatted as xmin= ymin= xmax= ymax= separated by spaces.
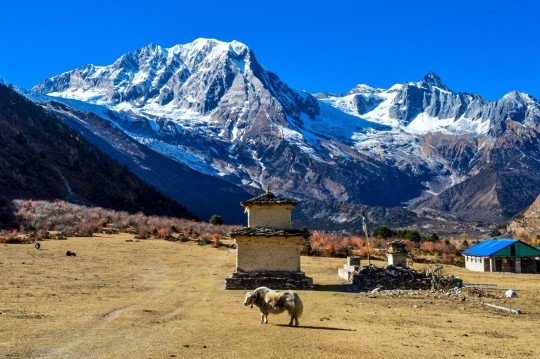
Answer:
xmin=0 ymin=234 xmax=538 ymax=358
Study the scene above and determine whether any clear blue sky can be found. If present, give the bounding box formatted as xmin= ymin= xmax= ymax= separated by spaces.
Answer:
xmin=1 ymin=0 xmax=539 ymax=100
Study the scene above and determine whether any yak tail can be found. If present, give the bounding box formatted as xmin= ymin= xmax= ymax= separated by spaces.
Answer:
xmin=293 ymin=292 xmax=303 ymax=318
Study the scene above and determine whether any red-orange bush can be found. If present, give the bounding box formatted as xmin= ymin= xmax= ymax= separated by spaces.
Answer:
xmin=11 ymin=199 xmax=241 ymax=241
xmin=304 ymin=230 xmax=463 ymax=264
xmin=211 ymin=233 xmax=222 ymax=246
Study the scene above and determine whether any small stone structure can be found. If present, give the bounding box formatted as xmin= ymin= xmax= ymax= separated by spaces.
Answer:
xmin=338 ymin=240 xmax=462 ymax=290
xmin=387 ymin=240 xmax=408 ymax=267
xmin=225 ymin=189 xmax=313 ymax=289
xmin=338 ymin=256 xmax=361 ymax=282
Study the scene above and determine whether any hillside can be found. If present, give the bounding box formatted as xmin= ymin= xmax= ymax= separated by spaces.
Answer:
xmin=0 ymin=83 xmax=196 ymax=228
xmin=38 ymin=99 xmax=253 ymax=224
xmin=506 ymin=194 xmax=540 ymax=242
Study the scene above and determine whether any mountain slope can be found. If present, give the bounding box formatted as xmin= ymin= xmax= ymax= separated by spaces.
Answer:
xmin=319 ymin=74 xmax=540 ymax=224
xmin=39 ymin=99 xmax=252 ymax=223
xmin=409 ymin=93 xmax=540 ymax=223
xmin=32 ymin=39 xmax=540 ymax=229
xmin=0 ymin=83 xmax=196 ymax=221
xmin=506 ymin=194 xmax=540 ymax=239
xmin=33 ymin=39 xmax=429 ymax=209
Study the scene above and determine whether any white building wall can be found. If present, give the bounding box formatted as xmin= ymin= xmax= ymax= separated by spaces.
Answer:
xmin=464 ymin=255 xmax=487 ymax=272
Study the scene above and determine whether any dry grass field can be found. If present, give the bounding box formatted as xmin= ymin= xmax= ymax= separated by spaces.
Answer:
xmin=1 ymin=234 xmax=538 ymax=359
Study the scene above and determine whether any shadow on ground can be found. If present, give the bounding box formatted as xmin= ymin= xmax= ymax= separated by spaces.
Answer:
xmin=275 ymin=324 xmax=356 ymax=331
xmin=312 ymin=284 xmax=357 ymax=292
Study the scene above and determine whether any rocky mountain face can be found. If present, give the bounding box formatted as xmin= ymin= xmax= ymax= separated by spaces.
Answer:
xmin=32 ymin=39 xmax=540 ymax=230
xmin=0 ymin=83 xmax=197 ymax=224
xmin=505 ymin=194 xmax=540 ymax=241
xmin=38 ymin=100 xmax=253 ymax=224
xmin=407 ymin=91 xmax=540 ymax=223
xmin=319 ymin=72 xmax=540 ymax=225
xmin=35 ymin=40 xmax=319 ymax=119
xmin=33 ymin=39 xmax=426 ymax=208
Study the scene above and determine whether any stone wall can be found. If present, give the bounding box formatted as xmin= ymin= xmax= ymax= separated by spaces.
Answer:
xmin=247 ymin=204 xmax=293 ymax=229
xmin=235 ymin=235 xmax=303 ymax=272
xmin=225 ymin=270 xmax=313 ymax=290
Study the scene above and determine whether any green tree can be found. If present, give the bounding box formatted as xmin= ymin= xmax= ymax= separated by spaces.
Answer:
xmin=424 ymin=233 xmax=440 ymax=242
xmin=372 ymin=226 xmax=395 ymax=238
xmin=209 ymin=215 xmax=223 ymax=225
xmin=403 ymin=230 xmax=421 ymax=242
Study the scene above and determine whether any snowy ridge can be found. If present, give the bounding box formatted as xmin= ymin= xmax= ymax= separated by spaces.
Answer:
xmin=31 ymin=40 xmax=540 ymax=224
xmin=321 ymin=81 xmax=494 ymax=136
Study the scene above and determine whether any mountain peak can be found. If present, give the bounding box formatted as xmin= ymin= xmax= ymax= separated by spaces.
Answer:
xmin=419 ymin=71 xmax=449 ymax=91
xmin=144 ymin=42 xmax=160 ymax=50
xmin=229 ymin=40 xmax=249 ymax=56
xmin=137 ymin=43 xmax=163 ymax=56
xmin=166 ymin=38 xmax=250 ymax=61
xmin=347 ymin=84 xmax=384 ymax=95
xmin=500 ymin=91 xmax=538 ymax=107
xmin=185 ymin=38 xmax=235 ymax=51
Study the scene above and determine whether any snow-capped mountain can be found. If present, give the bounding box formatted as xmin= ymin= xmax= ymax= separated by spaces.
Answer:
xmin=320 ymin=72 xmax=491 ymax=134
xmin=35 ymin=39 xmax=318 ymax=121
xmin=34 ymin=39 xmax=424 ymax=207
xmin=32 ymin=39 xmax=540 ymax=227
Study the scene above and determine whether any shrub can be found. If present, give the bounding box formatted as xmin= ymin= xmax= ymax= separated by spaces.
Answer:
xmin=421 ymin=241 xmax=435 ymax=253
xmin=402 ymin=230 xmax=421 ymax=242
xmin=211 ymin=233 xmax=222 ymax=247
xmin=209 ymin=215 xmax=223 ymax=225
xmin=156 ymin=227 xmax=172 ymax=239
xmin=0 ymin=230 xmax=25 ymax=244
xmin=424 ymin=233 xmax=440 ymax=242
xmin=198 ymin=233 xmax=211 ymax=245
xmin=303 ymin=229 xmax=461 ymax=264
xmin=489 ymin=228 xmax=502 ymax=237
xmin=10 ymin=199 xmax=242 ymax=241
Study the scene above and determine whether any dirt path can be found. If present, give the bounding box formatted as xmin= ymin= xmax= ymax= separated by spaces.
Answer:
xmin=32 ymin=241 xmax=232 ymax=358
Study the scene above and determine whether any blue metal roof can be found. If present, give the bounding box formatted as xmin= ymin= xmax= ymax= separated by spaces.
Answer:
xmin=462 ymin=239 xmax=518 ymax=256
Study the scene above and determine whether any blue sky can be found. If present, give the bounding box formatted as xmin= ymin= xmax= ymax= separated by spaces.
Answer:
xmin=1 ymin=0 xmax=539 ymax=100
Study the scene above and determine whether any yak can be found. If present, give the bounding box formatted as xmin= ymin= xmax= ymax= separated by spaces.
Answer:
xmin=243 ymin=286 xmax=303 ymax=327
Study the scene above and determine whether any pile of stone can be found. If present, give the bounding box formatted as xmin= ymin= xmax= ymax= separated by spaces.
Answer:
xmin=225 ymin=270 xmax=313 ymax=290
xmin=359 ymin=288 xmax=465 ymax=299
xmin=461 ymin=287 xmax=502 ymax=299
xmin=352 ymin=265 xmax=463 ymax=291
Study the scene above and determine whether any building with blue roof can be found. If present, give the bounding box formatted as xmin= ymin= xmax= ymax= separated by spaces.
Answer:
xmin=462 ymin=239 xmax=540 ymax=273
